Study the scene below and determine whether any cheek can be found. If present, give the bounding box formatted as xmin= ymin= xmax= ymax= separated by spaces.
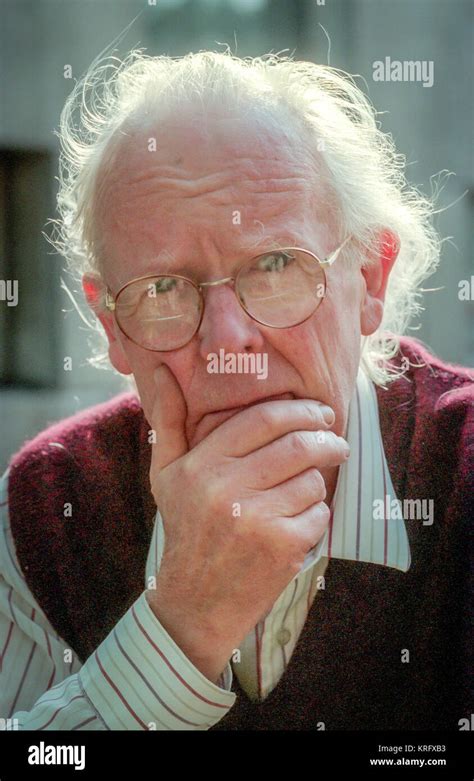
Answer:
xmin=265 ymin=285 xmax=363 ymax=384
xmin=121 ymin=341 xmax=195 ymax=422
xmin=313 ymin=270 xmax=365 ymax=355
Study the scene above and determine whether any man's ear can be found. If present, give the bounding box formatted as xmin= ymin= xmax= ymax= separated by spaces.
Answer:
xmin=360 ymin=229 xmax=400 ymax=336
xmin=82 ymin=273 xmax=133 ymax=376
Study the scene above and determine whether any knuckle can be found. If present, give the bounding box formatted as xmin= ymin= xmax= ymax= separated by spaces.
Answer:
xmin=307 ymin=468 xmax=326 ymax=499
xmin=180 ymin=454 xmax=198 ymax=481
xmin=252 ymin=404 xmax=277 ymax=433
xmin=300 ymin=502 xmax=330 ymax=543
xmin=204 ymin=480 xmax=226 ymax=513
xmin=312 ymin=501 xmax=331 ymax=528
xmin=288 ymin=430 xmax=311 ymax=457
xmin=301 ymin=400 xmax=327 ymax=428
xmin=317 ymin=500 xmax=330 ymax=518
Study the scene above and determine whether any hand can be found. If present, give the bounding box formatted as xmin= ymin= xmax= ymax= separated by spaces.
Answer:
xmin=146 ymin=365 xmax=349 ymax=683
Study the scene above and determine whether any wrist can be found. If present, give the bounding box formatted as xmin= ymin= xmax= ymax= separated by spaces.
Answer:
xmin=145 ymin=589 xmax=234 ymax=684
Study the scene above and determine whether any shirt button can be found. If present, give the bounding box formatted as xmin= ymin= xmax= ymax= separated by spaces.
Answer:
xmin=276 ymin=628 xmax=291 ymax=646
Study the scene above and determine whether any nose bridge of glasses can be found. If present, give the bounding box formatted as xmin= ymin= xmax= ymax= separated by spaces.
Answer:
xmin=197 ymin=276 xmax=247 ymax=326
xmin=198 ymin=277 xmax=241 ymax=320
xmin=198 ymin=276 xmax=235 ymax=290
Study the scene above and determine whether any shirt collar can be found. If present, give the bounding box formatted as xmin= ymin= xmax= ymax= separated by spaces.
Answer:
xmin=300 ymin=365 xmax=411 ymax=574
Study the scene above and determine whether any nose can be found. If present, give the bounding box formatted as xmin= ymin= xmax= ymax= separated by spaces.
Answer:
xmin=197 ymin=282 xmax=266 ymax=359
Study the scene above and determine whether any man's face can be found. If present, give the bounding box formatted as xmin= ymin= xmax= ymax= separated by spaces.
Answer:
xmin=92 ymin=106 xmax=379 ymax=448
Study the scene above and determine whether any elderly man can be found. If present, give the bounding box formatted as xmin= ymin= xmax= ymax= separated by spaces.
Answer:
xmin=0 ymin=50 xmax=472 ymax=732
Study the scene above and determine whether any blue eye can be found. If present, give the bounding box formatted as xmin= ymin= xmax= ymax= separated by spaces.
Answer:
xmin=258 ymin=252 xmax=295 ymax=272
xmin=154 ymin=277 xmax=178 ymax=293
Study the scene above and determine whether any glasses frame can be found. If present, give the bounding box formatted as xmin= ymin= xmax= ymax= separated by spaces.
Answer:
xmin=104 ymin=235 xmax=352 ymax=352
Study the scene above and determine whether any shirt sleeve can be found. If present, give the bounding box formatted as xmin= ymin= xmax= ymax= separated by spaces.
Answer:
xmin=0 ymin=471 xmax=236 ymax=730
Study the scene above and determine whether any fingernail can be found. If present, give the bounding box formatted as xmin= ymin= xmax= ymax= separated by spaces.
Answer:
xmin=320 ymin=405 xmax=335 ymax=425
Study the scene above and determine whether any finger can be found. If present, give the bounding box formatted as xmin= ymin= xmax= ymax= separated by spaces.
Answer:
xmin=278 ymin=500 xmax=331 ymax=554
xmin=200 ymin=398 xmax=336 ymax=458
xmin=249 ymin=467 xmax=327 ymax=518
xmin=150 ymin=364 xmax=189 ymax=471
xmin=241 ymin=429 xmax=349 ymax=490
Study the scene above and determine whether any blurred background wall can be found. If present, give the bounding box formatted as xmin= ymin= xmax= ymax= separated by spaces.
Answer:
xmin=1 ymin=0 xmax=473 ymax=470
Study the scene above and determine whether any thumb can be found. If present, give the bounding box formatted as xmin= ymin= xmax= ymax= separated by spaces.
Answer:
xmin=150 ymin=364 xmax=188 ymax=471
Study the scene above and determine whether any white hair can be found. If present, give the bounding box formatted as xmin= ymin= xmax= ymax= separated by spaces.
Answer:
xmin=49 ymin=47 xmax=443 ymax=386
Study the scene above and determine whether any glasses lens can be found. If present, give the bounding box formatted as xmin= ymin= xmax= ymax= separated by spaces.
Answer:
xmin=115 ymin=276 xmax=202 ymax=350
xmin=236 ymin=249 xmax=326 ymax=327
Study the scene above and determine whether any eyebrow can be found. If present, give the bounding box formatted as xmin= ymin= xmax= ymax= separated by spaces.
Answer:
xmin=243 ymin=235 xmax=300 ymax=252
xmin=135 ymin=237 xmax=303 ymax=280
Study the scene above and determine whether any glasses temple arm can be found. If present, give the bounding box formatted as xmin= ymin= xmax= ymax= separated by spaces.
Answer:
xmin=319 ymin=235 xmax=352 ymax=267
xmin=104 ymin=290 xmax=116 ymax=311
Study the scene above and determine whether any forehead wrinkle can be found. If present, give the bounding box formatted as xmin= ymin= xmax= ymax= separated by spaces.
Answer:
xmin=114 ymin=170 xmax=315 ymax=209
xmin=100 ymin=187 xmax=313 ymax=255
xmin=98 ymin=127 xmax=336 ymax=285
xmin=124 ymin=169 xmax=234 ymax=200
xmin=106 ymin=133 xmax=317 ymax=200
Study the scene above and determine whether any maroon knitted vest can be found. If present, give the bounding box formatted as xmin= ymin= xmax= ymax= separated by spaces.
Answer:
xmin=7 ymin=337 xmax=473 ymax=730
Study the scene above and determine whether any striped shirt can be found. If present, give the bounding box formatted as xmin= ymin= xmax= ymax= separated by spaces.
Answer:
xmin=0 ymin=366 xmax=410 ymax=730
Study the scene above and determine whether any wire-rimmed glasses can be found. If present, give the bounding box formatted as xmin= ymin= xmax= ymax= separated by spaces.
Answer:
xmin=104 ymin=235 xmax=352 ymax=351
